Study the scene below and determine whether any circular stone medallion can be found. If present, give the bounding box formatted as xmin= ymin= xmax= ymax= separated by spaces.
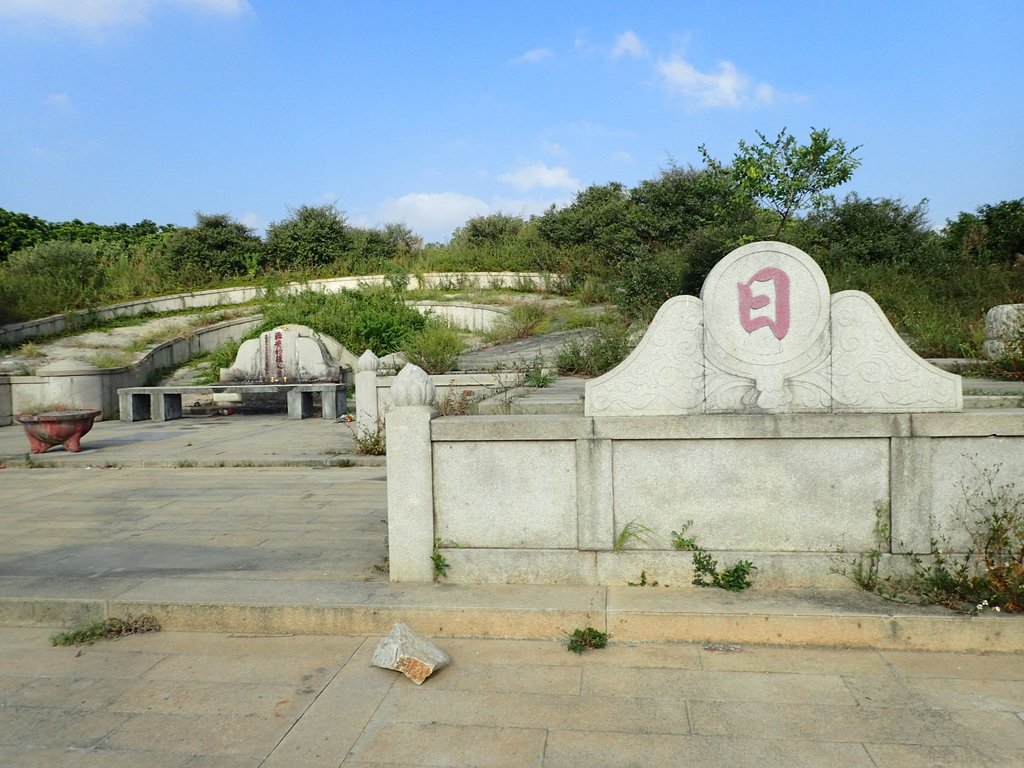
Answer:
xmin=701 ymin=241 xmax=830 ymax=370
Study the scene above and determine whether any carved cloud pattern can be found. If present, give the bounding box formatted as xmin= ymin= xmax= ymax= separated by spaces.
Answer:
xmin=585 ymin=296 xmax=705 ymax=416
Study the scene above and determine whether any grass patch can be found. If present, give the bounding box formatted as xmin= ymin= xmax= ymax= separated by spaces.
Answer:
xmin=613 ymin=519 xmax=655 ymax=551
xmin=51 ymin=614 xmax=160 ymax=646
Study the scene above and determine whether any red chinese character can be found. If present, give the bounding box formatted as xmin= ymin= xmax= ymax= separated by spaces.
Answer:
xmin=737 ymin=267 xmax=790 ymax=341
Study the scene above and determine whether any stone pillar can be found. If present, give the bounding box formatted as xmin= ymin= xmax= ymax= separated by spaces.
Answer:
xmin=386 ymin=364 xmax=438 ymax=582
xmin=576 ymin=438 xmax=614 ymax=550
xmin=0 ymin=374 xmax=11 ymax=426
xmin=890 ymin=436 xmax=933 ymax=554
xmin=355 ymin=349 xmax=380 ymax=435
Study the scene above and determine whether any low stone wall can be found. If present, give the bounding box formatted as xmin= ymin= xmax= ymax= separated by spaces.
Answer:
xmin=3 ymin=316 xmax=261 ymax=421
xmin=386 ymin=408 xmax=1024 ymax=587
xmin=355 ymin=361 xmax=523 ymax=435
xmin=411 ymin=302 xmax=509 ymax=332
xmin=0 ymin=272 xmax=552 ymax=346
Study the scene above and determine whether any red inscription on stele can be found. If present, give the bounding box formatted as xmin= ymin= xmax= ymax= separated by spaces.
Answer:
xmin=737 ymin=267 xmax=790 ymax=341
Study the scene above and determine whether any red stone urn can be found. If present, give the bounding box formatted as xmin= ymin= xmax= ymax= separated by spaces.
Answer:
xmin=15 ymin=410 xmax=102 ymax=454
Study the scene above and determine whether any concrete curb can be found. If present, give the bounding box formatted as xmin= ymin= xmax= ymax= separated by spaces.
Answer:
xmin=3 ymin=585 xmax=1019 ymax=654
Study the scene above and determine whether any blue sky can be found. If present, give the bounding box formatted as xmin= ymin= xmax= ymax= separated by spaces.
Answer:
xmin=1 ymin=1 xmax=1021 ymax=244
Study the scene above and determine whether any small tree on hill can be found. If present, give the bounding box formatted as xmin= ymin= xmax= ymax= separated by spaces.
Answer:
xmin=265 ymin=203 xmax=352 ymax=271
xmin=159 ymin=213 xmax=263 ymax=283
xmin=701 ymin=127 xmax=861 ymax=237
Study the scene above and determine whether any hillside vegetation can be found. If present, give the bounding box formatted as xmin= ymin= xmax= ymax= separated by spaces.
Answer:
xmin=2 ymin=129 xmax=1022 ymax=361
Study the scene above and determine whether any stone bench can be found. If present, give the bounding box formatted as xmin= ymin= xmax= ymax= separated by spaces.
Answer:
xmin=117 ymin=384 xmax=347 ymax=422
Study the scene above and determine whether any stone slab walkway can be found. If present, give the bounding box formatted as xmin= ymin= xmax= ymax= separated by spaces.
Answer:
xmin=2 ymin=626 xmax=1023 ymax=767
xmin=0 ymin=415 xmax=1021 ymax=653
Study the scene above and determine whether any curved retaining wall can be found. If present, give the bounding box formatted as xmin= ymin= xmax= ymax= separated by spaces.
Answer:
xmin=0 ymin=272 xmax=550 ymax=423
xmin=2 ymin=315 xmax=261 ymax=423
xmin=411 ymin=302 xmax=509 ymax=332
xmin=0 ymin=271 xmax=553 ymax=346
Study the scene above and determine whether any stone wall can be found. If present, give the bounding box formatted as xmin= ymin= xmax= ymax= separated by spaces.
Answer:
xmin=387 ymin=408 xmax=1024 ymax=587
xmin=384 ymin=243 xmax=1018 ymax=589
xmin=3 ymin=315 xmax=261 ymax=420
xmin=354 ymin=351 xmax=523 ymax=436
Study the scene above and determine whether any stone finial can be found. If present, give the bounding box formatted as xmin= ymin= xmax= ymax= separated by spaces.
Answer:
xmin=358 ymin=349 xmax=381 ymax=372
xmin=372 ymin=623 xmax=450 ymax=684
xmin=390 ymin=363 xmax=436 ymax=407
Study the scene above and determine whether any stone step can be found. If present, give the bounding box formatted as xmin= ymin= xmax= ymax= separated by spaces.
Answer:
xmin=2 ymin=583 xmax=1017 ymax=654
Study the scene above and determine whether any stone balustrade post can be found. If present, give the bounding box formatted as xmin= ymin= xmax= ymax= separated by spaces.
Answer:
xmin=355 ymin=349 xmax=380 ymax=435
xmin=386 ymin=364 xmax=438 ymax=582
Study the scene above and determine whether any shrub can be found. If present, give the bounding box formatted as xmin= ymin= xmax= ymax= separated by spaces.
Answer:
xmin=402 ymin=320 xmax=466 ymax=373
xmin=555 ymin=320 xmax=633 ymax=377
xmin=0 ymin=241 xmax=109 ymax=320
xmin=484 ymin=302 xmax=549 ymax=344
xmin=157 ymin=213 xmax=263 ymax=283
xmin=840 ymin=462 xmax=1024 ymax=613
xmin=265 ymin=204 xmax=352 ymax=272
xmin=260 ymin=288 xmax=426 ymax=355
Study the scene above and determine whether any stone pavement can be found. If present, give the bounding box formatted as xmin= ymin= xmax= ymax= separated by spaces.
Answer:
xmin=2 ymin=626 xmax=1023 ymax=767
xmin=1 ymin=412 xmax=1023 ymax=764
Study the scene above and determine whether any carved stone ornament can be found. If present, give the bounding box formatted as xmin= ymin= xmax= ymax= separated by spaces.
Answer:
xmin=390 ymin=363 xmax=436 ymax=408
xmin=585 ymin=241 xmax=962 ymax=416
xmin=358 ymin=348 xmax=381 ymax=372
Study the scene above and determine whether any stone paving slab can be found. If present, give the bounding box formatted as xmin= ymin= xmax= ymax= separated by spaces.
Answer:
xmin=0 ymin=414 xmax=382 ymax=467
xmin=0 ymin=437 xmax=1022 ymax=652
xmin=2 ymin=627 xmax=1023 ymax=767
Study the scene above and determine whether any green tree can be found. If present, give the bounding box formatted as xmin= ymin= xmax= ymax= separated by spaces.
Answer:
xmin=534 ymin=182 xmax=639 ymax=268
xmin=450 ymin=213 xmax=526 ymax=248
xmin=265 ymin=204 xmax=352 ymax=271
xmin=345 ymin=227 xmax=399 ymax=275
xmin=803 ymin=194 xmax=944 ymax=267
xmin=381 ymin=222 xmax=423 ymax=257
xmin=628 ymin=163 xmax=752 ymax=249
xmin=701 ymin=127 xmax=861 ymax=236
xmin=943 ymin=199 xmax=1024 ymax=265
xmin=0 ymin=208 xmax=52 ymax=260
xmin=158 ymin=212 xmax=263 ymax=283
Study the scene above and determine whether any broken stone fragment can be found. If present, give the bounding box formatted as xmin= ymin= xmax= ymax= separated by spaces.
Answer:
xmin=372 ymin=622 xmax=451 ymax=684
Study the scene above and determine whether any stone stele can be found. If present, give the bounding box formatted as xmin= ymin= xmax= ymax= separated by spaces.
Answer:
xmin=585 ymin=240 xmax=962 ymax=415
xmin=220 ymin=325 xmax=342 ymax=383
xmin=372 ymin=622 xmax=451 ymax=684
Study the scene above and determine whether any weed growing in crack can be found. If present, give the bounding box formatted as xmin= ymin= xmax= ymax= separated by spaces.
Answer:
xmin=567 ymin=626 xmax=608 ymax=654
xmin=51 ymin=614 xmax=160 ymax=646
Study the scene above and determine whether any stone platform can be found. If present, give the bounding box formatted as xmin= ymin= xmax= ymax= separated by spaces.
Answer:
xmin=0 ymin=415 xmax=1021 ymax=653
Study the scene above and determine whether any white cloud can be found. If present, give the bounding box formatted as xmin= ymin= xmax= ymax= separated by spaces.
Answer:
xmin=0 ymin=0 xmax=251 ymax=31
xmin=174 ymin=0 xmax=249 ymax=15
xmin=45 ymin=92 xmax=74 ymax=113
xmin=754 ymin=83 xmax=776 ymax=104
xmin=540 ymin=139 xmax=568 ymax=158
xmin=238 ymin=210 xmax=266 ymax=235
xmin=510 ymin=47 xmax=552 ymax=65
xmin=375 ymin=192 xmax=492 ymax=243
xmin=0 ymin=0 xmax=148 ymax=28
xmin=612 ymin=30 xmax=647 ymax=59
xmin=656 ymin=54 xmax=775 ymax=109
xmin=613 ymin=150 xmax=633 ymax=163
xmin=498 ymin=162 xmax=579 ymax=192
